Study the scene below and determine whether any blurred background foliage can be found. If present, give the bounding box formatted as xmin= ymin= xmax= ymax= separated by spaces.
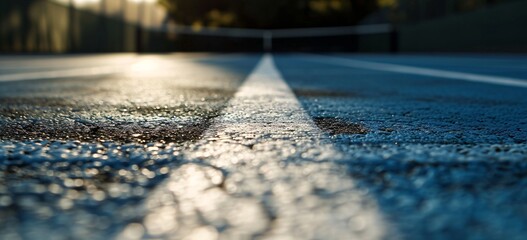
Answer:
xmin=1 ymin=0 xmax=526 ymax=52
xmin=158 ymin=0 xmax=525 ymax=27
xmin=158 ymin=0 xmax=377 ymax=28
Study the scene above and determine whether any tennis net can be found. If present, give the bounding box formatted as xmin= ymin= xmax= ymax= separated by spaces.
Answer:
xmin=143 ymin=24 xmax=396 ymax=52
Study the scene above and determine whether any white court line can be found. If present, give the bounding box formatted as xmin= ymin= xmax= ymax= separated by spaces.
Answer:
xmin=0 ymin=54 xmax=252 ymax=82
xmin=0 ymin=66 xmax=127 ymax=82
xmin=303 ymin=54 xmax=527 ymax=88
xmin=137 ymin=54 xmax=390 ymax=239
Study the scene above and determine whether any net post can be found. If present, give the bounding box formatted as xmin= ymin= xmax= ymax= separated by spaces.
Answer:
xmin=389 ymin=26 xmax=399 ymax=53
xmin=263 ymin=31 xmax=273 ymax=52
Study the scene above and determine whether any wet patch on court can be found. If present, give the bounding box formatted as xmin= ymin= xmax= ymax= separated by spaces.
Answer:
xmin=293 ymin=88 xmax=357 ymax=98
xmin=0 ymin=103 xmax=222 ymax=143
xmin=313 ymin=117 xmax=368 ymax=135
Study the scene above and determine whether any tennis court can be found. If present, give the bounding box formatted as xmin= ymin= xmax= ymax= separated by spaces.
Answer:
xmin=1 ymin=52 xmax=527 ymax=239
xmin=2 ymin=0 xmax=527 ymax=239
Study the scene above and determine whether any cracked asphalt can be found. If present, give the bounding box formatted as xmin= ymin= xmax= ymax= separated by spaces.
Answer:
xmin=1 ymin=53 xmax=527 ymax=240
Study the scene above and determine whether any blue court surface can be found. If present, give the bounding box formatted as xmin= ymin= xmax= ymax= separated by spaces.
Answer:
xmin=0 ymin=53 xmax=526 ymax=240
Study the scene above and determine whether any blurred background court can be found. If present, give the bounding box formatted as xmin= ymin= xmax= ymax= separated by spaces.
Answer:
xmin=1 ymin=0 xmax=526 ymax=53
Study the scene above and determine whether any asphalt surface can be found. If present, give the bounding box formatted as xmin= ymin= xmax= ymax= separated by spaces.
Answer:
xmin=0 ymin=53 xmax=527 ymax=240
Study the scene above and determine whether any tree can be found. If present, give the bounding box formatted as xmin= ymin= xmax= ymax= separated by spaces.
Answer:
xmin=159 ymin=0 xmax=380 ymax=28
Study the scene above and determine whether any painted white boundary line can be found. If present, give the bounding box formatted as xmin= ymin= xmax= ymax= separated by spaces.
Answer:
xmin=0 ymin=54 xmax=250 ymax=82
xmin=138 ymin=54 xmax=389 ymax=239
xmin=303 ymin=54 xmax=527 ymax=88
xmin=0 ymin=66 xmax=126 ymax=82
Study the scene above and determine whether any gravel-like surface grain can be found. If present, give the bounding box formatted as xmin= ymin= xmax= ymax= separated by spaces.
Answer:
xmin=276 ymin=54 xmax=527 ymax=239
xmin=1 ymin=53 xmax=527 ymax=240
xmin=0 ymin=54 xmax=260 ymax=239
